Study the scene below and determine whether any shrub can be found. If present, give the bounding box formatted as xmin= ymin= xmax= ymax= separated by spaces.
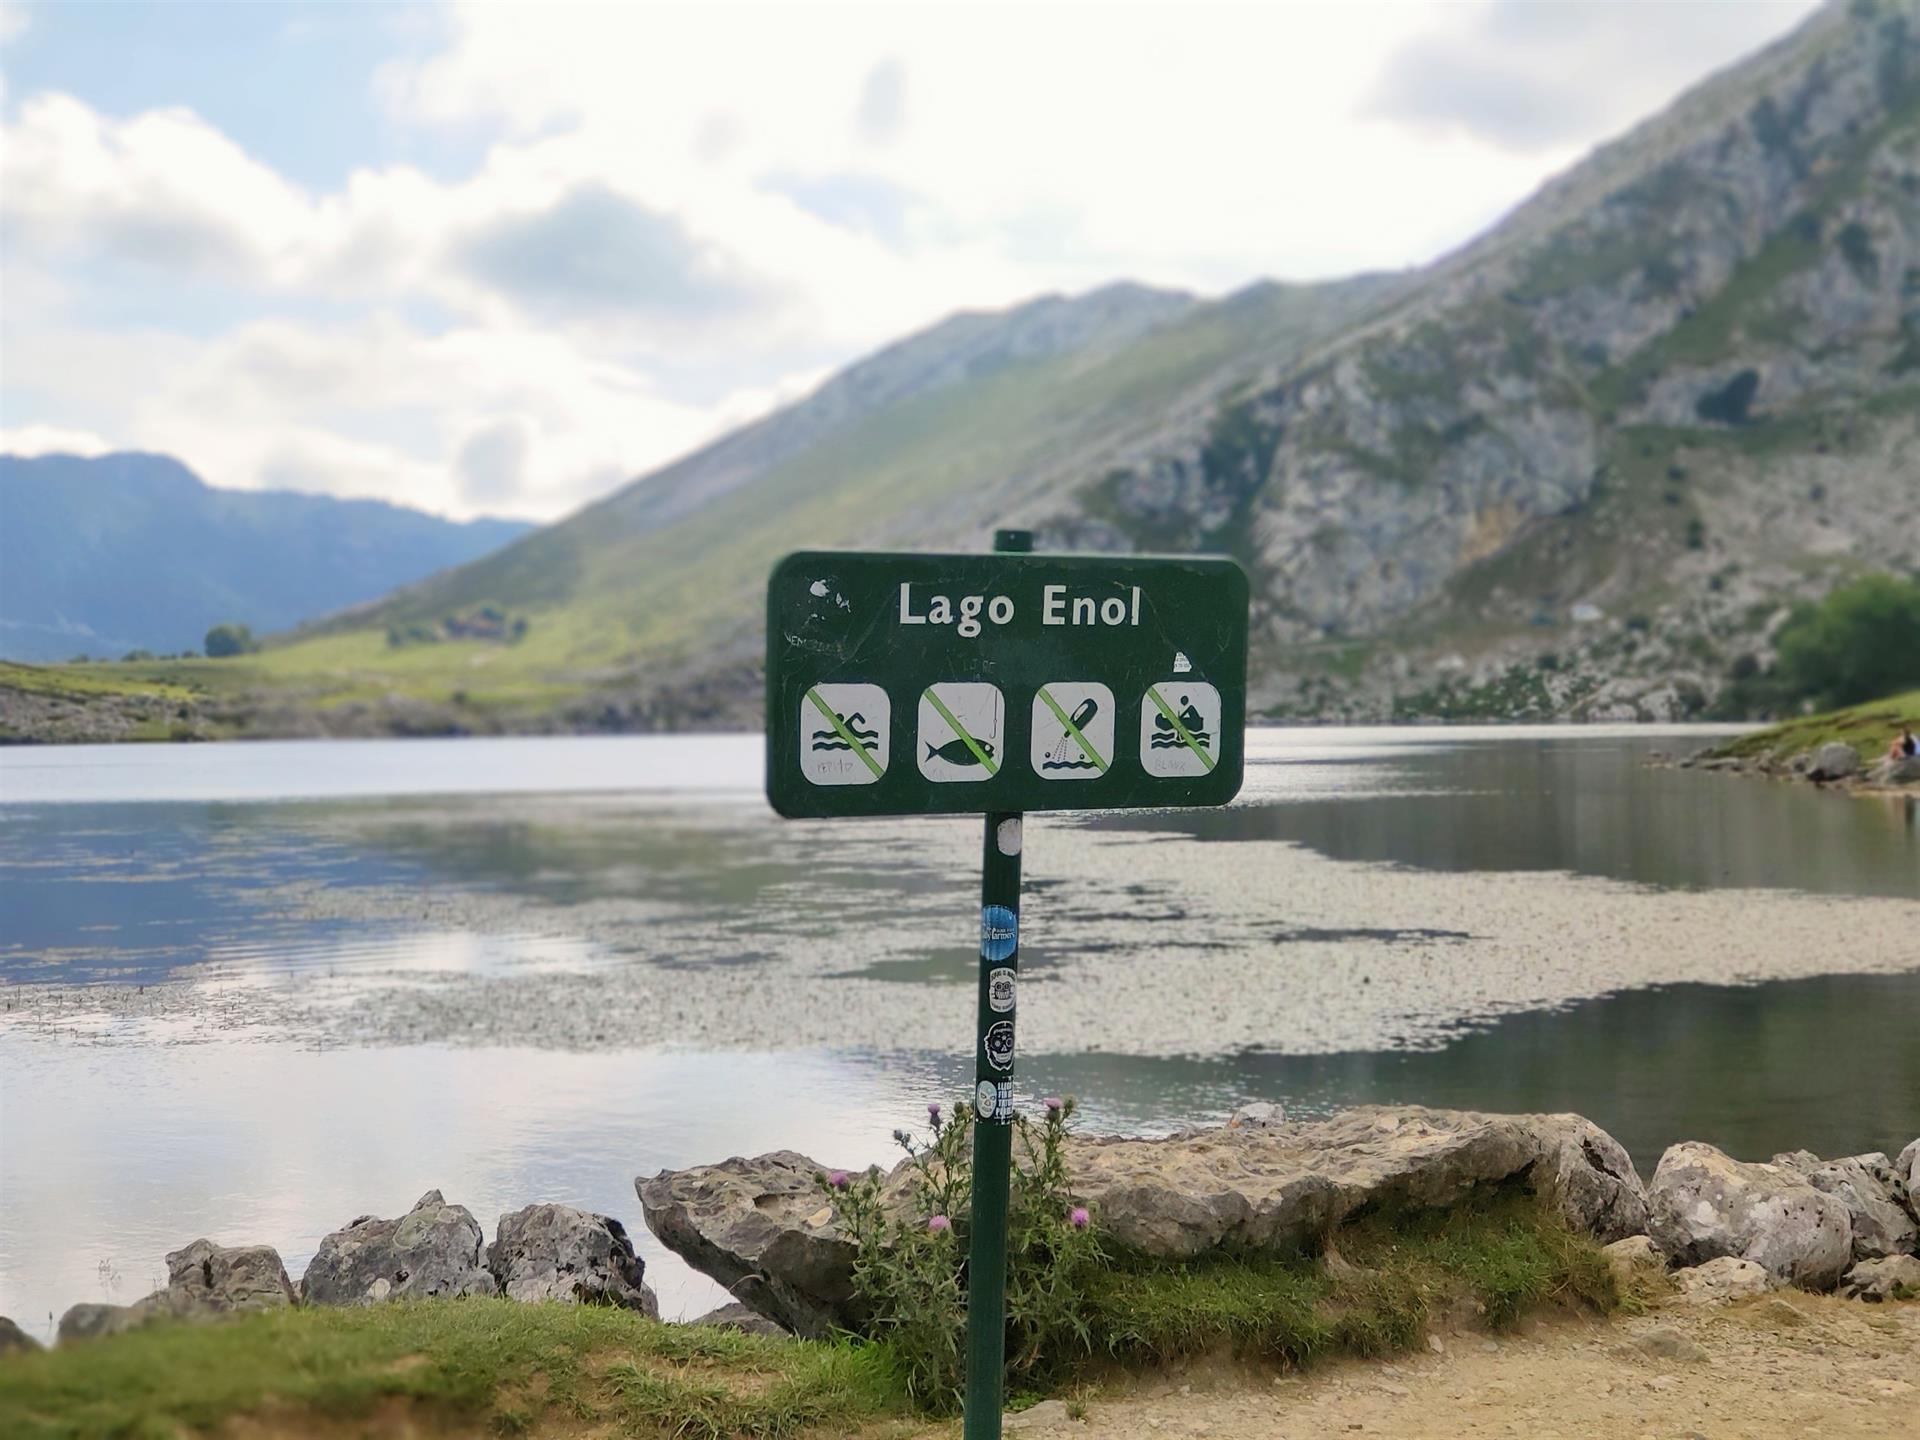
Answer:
xmin=820 ymin=1097 xmax=1102 ymax=1413
xmin=1773 ymin=573 xmax=1920 ymax=709
xmin=204 ymin=623 xmax=259 ymax=658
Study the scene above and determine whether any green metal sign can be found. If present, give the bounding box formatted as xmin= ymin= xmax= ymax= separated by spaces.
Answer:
xmin=764 ymin=532 xmax=1248 ymax=1440
xmin=765 ymin=547 xmax=1249 ymax=818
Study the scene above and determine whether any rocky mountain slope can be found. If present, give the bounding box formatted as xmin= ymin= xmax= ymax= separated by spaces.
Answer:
xmin=0 ymin=453 xmax=530 ymax=663
xmin=16 ymin=0 xmax=1915 ymax=736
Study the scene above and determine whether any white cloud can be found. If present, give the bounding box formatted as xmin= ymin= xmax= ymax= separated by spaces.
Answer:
xmin=0 ymin=424 xmax=114 ymax=457
xmin=0 ymin=0 xmax=1825 ymax=523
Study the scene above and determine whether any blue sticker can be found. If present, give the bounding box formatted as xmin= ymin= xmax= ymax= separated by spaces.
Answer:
xmin=981 ymin=904 xmax=1018 ymax=962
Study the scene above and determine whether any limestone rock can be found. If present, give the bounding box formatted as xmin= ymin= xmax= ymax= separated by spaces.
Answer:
xmin=56 ymin=1303 xmax=144 ymax=1344
xmin=0 ymin=1316 xmax=42 ymax=1355
xmin=1621 ymin=1324 xmax=1708 ymax=1361
xmin=689 ymin=1301 xmax=790 ymax=1337
xmin=1896 ymin=1138 xmax=1920 ymax=1218
xmin=1005 ymin=1399 xmax=1076 ymax=1432
xmin=302 ymin=1189 xmax=498 ymax=1306
xmin=1805 ymin=742 xmax=1861 ymax=782
xmin=164 ymin=1238 xmax=298 ymax=1312
xmin=1805 ymin=1154 xmax=1916 ymax=1260
xmin=640 ymin=1107 xmax=1648 ymax=1335
xmin=1672 ymin=1256 xmax=1774 ymax=1304
xmin=55 ymin=1239 xmax=296 ymax=1344
xmin=1602 ymin=1234 xmax=1664 ymax=1287
xmin=1838 ymin=1254 xmax=1920 ymax=1302
xmin=1868 ymin=755 xmax=1920 ymax=785
xmin=1226 ymin=1102 xmax=1286 ymax=1130
xmin=1648 ymin=1142 xmax=1851 ymax=1289
xmin=487 ymin=1204 xmax=657 ymax=1314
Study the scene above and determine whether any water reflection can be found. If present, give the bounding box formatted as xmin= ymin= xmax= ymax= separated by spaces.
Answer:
xmin=1118 ymin=733 xmax=1920 ymax=897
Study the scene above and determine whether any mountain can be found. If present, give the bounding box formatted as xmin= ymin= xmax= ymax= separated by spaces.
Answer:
xmin=0 ymin=453 xmax=531 ymax=662
xmin=12 ymin=0 xmax=1919 ymax=738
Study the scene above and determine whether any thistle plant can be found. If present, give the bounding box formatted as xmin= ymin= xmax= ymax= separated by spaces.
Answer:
xmin=814 ymin=1093 xmax=1102 ymax=1413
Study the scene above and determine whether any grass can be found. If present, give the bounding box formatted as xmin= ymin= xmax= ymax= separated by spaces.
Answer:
xmin=1712 ymin=687 xmax=1920 ymax=762
xmin=0 ymin=661 xmax=197 ymax=705
xmin=0 ymin=1302 xmax=904 ymax=1440
xmin=0 ymin=1197 xmax=1620 ymax=1439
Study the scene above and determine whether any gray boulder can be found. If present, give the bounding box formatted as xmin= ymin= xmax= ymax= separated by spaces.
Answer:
xmin=639 ymin=1151 xmax=858 ymax=1337
xmin=1896 ymin=1138 xmax=1919 ymax=1218
xmin=56 ymin=1239 xmax=296 ymax=1344
xmin=1672 ymin=1256 xmax=1773 ymax=1304
xmin=163 ymin=1238 xmax=299 ymax=1312
xmin=1867 ymin=755 xmax=1920 ymax=785
xmin=1805 ymin=1154 xmax=1916 ymax=1260
xmin=640 ymin=1106 xmax=1648 ymax=1336
xmin=487 ymin=1204 xmax=657 ymax=1314
xmin=302 ymin=1190 xmax=498 ymax=1306
xmin=1648 ymin=1142 xmax=1851 ymax=1289
xmin=1838 ymin=1254 xmax=1920 ymax=1301
xmin=0 ymin=1316 xmax=42 ymax=1355
xmin=690 ymin=1301 xmax=790 ymax=1337
xmin=1804 ymin=742 xmax=1861 ymax=782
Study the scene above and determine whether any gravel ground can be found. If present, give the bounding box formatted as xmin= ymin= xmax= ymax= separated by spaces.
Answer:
xmin=961 ymin=1292 xmax=1920 ymax=1440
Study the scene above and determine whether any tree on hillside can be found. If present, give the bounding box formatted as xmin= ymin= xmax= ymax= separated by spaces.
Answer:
xmin=1772 ymin=574 xmax=1920 ymax=710
xmin=203 ymin=623 xmax=259 ymax=658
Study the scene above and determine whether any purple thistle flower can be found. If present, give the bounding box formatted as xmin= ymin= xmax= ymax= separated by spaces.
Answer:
xmin=928 ymin=1101 xmax=943 ymax=1124
xmin=828 ymin=1170 xmax=850 ymax=1190
xmin=1069 ymin=1207 xmax=1090 ymax=1230
xmin=928 ymin=1214 xmax=952 ymax=1233
xmin=1044 ymin=1096 xmax=1064 ymax=1114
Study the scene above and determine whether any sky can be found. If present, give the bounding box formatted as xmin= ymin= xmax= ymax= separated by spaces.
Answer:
xmin=0 ymin=0 xmax=1821 ymax=523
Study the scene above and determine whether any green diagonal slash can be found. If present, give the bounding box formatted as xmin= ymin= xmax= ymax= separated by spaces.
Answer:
xmin=922 ymin=687 xmax=999 ymax=776
xmin=805 ymin=687 xmax=885 ymax=779
xmin=1036 ymin=686 xmax=1109 ymax=773
xmin=1146 ymin=685 xmax=1216 ymax=772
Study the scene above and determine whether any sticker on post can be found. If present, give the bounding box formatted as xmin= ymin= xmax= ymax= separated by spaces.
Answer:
xmin=984 ymin=1019 xmax=1016 ymax=1072
xmin=987 ymin=967 xmax=1016 ymax=1013
xmin=1139 ymin=682 xmax=1222 ymax=777
xmin=800 ymin=683 xmax=889 ymax=786
xmin=975 ymin=1080 xmax=1014 ymax=1121
xmin=1031 ymin=681 xmax=1114 ymax=780
xmin=918 ymin=682 xmax=1003 ymax=782
xmin=981 ymin=904 xmax=1017 ymax=961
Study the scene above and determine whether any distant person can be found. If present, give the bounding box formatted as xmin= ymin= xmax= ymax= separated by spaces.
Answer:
xmin=1904 ymin=726 xmax=1917 ymax=758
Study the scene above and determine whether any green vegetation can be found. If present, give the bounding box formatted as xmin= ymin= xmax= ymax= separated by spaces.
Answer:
xmin=1 ymin=1102 xmax=1625 ymax=1439
xmin=0 ymin=1301 xmax=903 ymax=1440
xmin=202 ymin=623 xmax=259 ymax=658
xmin=1717 ymin=573 xmax=1920 ymax=716
xmin=0 ymin=1196 xmax=1619 ymax=1440
xmin=1714 ymin=686 xmax=1920 ymax=762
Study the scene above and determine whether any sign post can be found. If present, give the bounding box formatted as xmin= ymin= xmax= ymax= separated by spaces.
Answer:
xmin=765 ymin=530 xmax=1248 ymax=1437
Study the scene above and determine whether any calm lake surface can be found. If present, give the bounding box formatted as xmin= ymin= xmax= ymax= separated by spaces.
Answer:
xmin=2 ymin=728 xmax=1916 ymax=1340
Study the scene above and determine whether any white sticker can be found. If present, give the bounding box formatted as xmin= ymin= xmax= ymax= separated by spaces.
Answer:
xmin=984 ymin=1019 xmax=1016 ymax=1072
xmin=800 ymin=684 xmax=889 ymax=786
xmin=918 ymin=682 xmax=1004 ymax=782
xmin=996 ymin=817 xmax=1023 ymax=856
xmin=990 ymin=1082 xmax=1014 ymax=1121
xmin=975 ymin=1080 xmax=998 ymax=1119
xmin=1140 ymin=681 xmax=1222 ymax=778
xmin=988 ymin=967 xmax=1016 ymax=1013
xmin=1031 ymin=682 xmax=1115 ymax=781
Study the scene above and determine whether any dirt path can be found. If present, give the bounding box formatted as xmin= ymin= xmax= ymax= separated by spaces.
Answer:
xmin=962 ymin=1293 xmax=1920 ymax=1439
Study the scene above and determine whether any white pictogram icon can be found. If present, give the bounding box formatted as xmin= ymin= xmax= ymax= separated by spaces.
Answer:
xmin=800 ymin=683 xmax=889 ymax=786
xmin=918 ymin=683 xmax=1004 ymax=782
xmin=1031 ymin=681 xmax=1114 ymax=781
xmin=1140 ymin=681 xmax=1221 ymax=777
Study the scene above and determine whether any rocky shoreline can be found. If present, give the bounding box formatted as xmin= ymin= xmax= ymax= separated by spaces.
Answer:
xmin=1670 ymin=738 xmax=1920 ymax=794
xmin=4 ymin=1105 xmax=1914 ymax=1359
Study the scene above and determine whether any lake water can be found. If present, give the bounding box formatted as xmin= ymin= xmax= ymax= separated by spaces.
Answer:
xmin=2 ymin=728 xmax=1916 ymax=1343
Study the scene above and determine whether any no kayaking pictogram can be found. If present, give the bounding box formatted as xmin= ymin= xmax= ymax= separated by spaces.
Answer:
xmin=765 ymin=532 xmax=1248 ymax=1440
